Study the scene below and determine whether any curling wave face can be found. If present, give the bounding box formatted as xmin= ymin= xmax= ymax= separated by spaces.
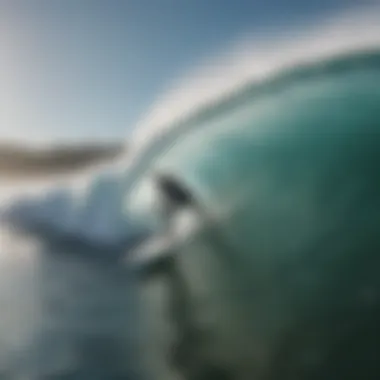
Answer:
xmin=126 ymin=48 xmax=380 ymax=380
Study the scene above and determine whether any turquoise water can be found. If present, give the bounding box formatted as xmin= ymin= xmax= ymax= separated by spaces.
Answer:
xmin=124 ymin=48 xmax=380 ymax=380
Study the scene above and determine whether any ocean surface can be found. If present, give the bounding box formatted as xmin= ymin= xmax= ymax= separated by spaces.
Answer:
xmin=0 ymin=225 xmax=143 ymax=380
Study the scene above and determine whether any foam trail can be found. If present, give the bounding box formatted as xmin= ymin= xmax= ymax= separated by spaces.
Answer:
xmin=119 ymin=4 xmax=380 ymax=181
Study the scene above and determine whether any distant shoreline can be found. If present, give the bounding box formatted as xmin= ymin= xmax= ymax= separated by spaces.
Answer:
xmin=0 ymin=142 xmax=125 ymax=181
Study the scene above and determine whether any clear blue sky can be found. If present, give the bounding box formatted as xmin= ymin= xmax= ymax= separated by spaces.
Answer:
xmin=0 ymin=0 xmax=366 ymax=144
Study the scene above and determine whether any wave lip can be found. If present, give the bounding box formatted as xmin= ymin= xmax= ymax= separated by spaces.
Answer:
xmin=120 ymin=46 xmax=380 ymax=198
xmin=127 ymin=4 xmax=380 ymax=170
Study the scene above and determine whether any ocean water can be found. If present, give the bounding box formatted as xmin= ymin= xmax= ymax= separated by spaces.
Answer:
xmin=0 ymin=225 xmax=143 ymax=380
xmin=0 ymin=47 xmax=379 ymax=380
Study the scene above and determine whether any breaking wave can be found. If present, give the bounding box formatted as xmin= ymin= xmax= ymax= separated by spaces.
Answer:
xmin=117 ymin=4 xmax=380 ymax=193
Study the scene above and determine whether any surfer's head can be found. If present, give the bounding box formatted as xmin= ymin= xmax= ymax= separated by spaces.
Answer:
xmin=128 ymin=50 xmax=380 ymax=380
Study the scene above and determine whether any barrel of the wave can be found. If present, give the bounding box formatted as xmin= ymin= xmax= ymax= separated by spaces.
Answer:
xmin=126 ymin=50 xmax=380 ymax=380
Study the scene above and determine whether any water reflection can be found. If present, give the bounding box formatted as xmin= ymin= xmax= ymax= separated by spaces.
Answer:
xmin=0 ymin=225 xmax=143 ymax=379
